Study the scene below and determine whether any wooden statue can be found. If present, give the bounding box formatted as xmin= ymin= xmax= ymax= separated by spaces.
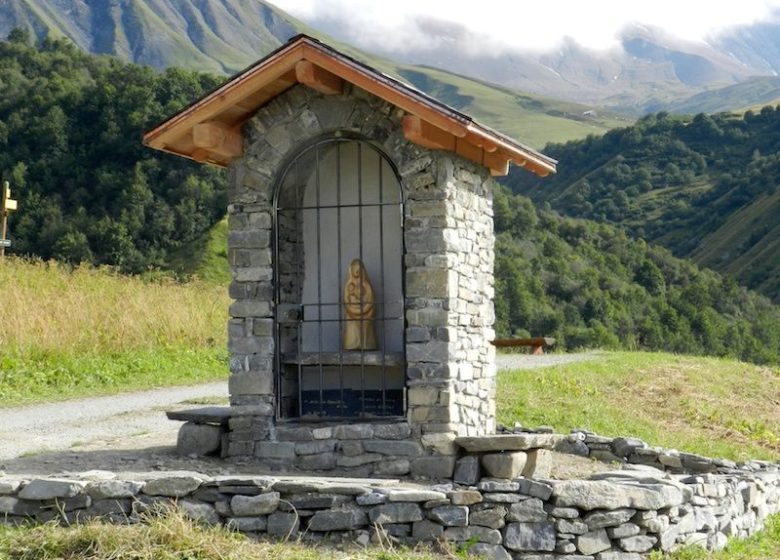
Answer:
xmin=343 ymin=258 xmax=377 ymax=350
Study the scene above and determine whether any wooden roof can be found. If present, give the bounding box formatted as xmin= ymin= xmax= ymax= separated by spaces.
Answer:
xmin=143 ymin=35 xmax=557 ymax=177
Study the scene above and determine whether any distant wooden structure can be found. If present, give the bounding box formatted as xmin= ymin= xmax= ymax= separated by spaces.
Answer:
xmin=0 ymin=181 xmax=18 ymax=258
xmin=491 ymin=337 xmax=556 ymax=355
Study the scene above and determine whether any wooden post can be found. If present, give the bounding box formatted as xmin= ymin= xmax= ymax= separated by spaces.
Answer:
xmin=1 ymin=181 xmax=18 ymax=258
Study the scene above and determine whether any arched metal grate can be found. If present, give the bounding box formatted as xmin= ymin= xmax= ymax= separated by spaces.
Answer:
xmin=273 ymin=135 xmax=405 ymax=420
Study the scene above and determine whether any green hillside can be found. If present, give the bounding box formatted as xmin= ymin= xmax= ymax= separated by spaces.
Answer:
xmin=499 ymin=352 xmax=780 ymax=461
xmin=492 ymin=185 xmax=780 ymax=364
xmin=507 ymin=108 xmax=780 ymax=301
xmin=0 ymin=0 xmax=299 ymax=74
xmin=167 ymin=217 xmax=230 ymax=284
xmin=656 ymin=76 xmax=780 ymax=115
xmin=395 ymin=65 xmax=629 ymax=148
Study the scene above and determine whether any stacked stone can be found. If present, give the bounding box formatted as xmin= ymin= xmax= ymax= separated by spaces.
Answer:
xmin=227 ymin=421 xmax=455 ymax=479
xmin=226 ymin=80 xmax=497 ymax=463
xmin=402 ymin=151 xmax=496 ymax=446
xmin=517 ymin=428 xmax=756 ymax=475
xmin=3 ymin=464 xmax=780 ymax=558
xmin=453 ymin=434 xmax=562 ymax=484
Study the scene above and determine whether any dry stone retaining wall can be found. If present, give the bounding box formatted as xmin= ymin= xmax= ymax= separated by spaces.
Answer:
xmin=505 ymin=426 xmax=763 ymax=475
xmin=225 ymin=420 xmax=456 ymax=479
xmin=2 ymin=464 xmax=779 ymax=558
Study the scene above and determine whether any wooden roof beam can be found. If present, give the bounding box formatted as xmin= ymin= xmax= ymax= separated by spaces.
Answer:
xmin=484 ymin=151 xmax=510 ymax=176
xmin=403 ymin=115 xmax=456 ymax=151
xmin=295 ymin=60 xmax=343 ymax=95
xmin=464 ymin=130 xmax=498 ymax=152
xmin=466 ymin=123 xmax=556 ymax=176
xmin=144 ymin=44 xmax=305 ymax=149
xmin=406 ymin=115 xmax=511 ymax=176
xmin=192 ymin=122 xmax=243 ymax=160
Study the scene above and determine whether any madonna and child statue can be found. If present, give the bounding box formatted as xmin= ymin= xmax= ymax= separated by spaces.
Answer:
xmin=342 ymin=259 xmax=377 ymax=350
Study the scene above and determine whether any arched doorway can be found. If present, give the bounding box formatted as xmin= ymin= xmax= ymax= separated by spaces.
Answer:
xmin=273 ymin=134 xmax=405 ymax=420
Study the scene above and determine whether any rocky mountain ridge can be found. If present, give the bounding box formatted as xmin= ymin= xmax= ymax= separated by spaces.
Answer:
xmin=3 ymin=1 xmax=780 ymax=114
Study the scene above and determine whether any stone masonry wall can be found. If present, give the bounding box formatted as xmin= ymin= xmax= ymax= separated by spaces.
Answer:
xmin=3 ymin=464 xmax=779 ymax=559
xmin=507 ymin=426 xmax=754 ymax=475
xmin=225 ymin=81 xmax=496 ymax=468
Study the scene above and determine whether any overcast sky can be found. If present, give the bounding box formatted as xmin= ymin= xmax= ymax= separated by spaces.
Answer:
xmin=270 ymin=0 xmax=780 ymax=52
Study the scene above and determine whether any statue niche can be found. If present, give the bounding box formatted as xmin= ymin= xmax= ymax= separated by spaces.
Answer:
xmin=343 ymin=259 xmax=377 ymax=350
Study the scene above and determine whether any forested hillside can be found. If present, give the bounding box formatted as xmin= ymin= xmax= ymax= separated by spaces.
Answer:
xmin=507 ymin=108 xmax=780 ymax=301
xmin=493 ymin=186 xmax=780 ymax=364
xmin=0 ymin=30 xmax=226 ymax=272
xmin=5 ymin=35 xmax=780 ymax=364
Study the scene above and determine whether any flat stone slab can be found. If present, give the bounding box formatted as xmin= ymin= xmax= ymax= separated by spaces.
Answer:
xmin=455 ymin=434 xmax=563 ymax=452
xmin=166 ymin=407 xmax=231 ymax=426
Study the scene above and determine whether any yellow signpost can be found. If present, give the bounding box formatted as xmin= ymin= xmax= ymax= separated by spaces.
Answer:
xmin=1 ymin=181 xmax=17 ymax=258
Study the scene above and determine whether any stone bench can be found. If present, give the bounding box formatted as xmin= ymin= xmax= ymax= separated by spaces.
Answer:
xmin=166 ymin=407 xmax=231 ymax=457
xmin=453 ymin=434 xmax=565 ymax=482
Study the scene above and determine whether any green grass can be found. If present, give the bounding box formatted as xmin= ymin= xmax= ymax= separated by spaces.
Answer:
xmin=0 ymin=346 xmax=227 ymax=406
xmin=166 ymin=217 xmax=230 ymax=285
xmin=650 ymin=516 xmax=780 ymax=560
xmin=497 ymin=351 xmax=780 ymax=462
xmin=0 ymin=505 xmax=451 ymax=560
xmin=395 ymin=64 xmax=631 ymax=149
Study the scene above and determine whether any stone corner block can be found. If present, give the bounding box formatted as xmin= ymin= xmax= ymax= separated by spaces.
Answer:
xmin=481 ymin=452 xmax=527 ymax=479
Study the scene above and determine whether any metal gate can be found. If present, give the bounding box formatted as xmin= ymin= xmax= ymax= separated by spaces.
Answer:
xmin=273 ymin=135 xmax=405 ymax=420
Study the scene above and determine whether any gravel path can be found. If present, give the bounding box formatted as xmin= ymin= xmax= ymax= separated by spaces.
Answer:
xmin=496 ymin=351 xmax=597 ymax=371
xmin=0 ymin=382 xmax=227 ymax=464
xmin=0 ymin=352 xmax=596 ymax=475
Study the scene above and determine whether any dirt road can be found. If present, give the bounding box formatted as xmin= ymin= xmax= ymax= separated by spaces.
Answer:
xmin=0 ymin=353 xmax=596 ymax=475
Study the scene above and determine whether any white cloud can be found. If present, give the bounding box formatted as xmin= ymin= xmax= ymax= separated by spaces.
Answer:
xmin=271 ymin=0 xmax=780 ymax=52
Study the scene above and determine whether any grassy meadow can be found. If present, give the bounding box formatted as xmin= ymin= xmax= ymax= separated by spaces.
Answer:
xmin=3 ymin=258 xmax=780 ymax=559
xmin=498 ymin=351 xmax=780 ymax=462
xmin=0 ymin=257 xmax=230 ymax=405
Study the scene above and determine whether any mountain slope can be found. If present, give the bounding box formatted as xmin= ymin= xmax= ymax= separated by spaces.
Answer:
xmin=506 ymin=108 xmax=780 ymax=301
xmin=0 ymin=33 xmax=226 ymax=272
xmin=8 ymin=0 xmax=780 ymax=115
xmin=300 ymin=15 xmax=775 ymax=114
xmin=393 ymin=65 xmax=629 ymax=148
xmin=0 ymin=0 xmax=299 ymax=74
xmin=717 ymin=17 xmax=780 ymax=76
xmin=655 ymin=76 xmax=780 ymax=114
xmin=0 ymin=0 xmax=630 ymax=148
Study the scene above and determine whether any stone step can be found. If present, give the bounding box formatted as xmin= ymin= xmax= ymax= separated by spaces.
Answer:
xmin=455 ymin=434 xmax=563 ymax=452
xmin=166 ymin=407 xmax=232 ymax=426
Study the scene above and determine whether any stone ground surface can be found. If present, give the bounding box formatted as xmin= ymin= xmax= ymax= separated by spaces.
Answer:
xmin=0 ymin=353 xmax=601 ymax=477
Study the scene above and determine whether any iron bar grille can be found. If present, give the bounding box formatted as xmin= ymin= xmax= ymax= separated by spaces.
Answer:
xmin=273 ymin=136 xmax=406 ymax=420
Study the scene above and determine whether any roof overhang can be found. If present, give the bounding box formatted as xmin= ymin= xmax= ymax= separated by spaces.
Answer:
xmin=143 ymin=35 xmax=557 ymax=177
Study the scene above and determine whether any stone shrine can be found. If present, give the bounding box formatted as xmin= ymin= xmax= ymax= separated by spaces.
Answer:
xmin=144 ymin=34 xmax=556 ymax=478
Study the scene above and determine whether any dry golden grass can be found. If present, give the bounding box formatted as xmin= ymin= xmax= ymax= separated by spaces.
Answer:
xmin=0 ymin=257 xmax=228 ymax=356
xmin=0 ymin=504 xmax=452 ymax=560
xmin=0 ymin=258 xmax=230 ymax=404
